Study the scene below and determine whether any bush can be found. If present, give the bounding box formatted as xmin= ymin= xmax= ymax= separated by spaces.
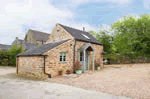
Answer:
xmin=7 ymin=46 xmax=24 ymax=66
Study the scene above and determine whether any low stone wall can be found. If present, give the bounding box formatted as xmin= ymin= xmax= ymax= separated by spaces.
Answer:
xmin=17 ymin=56 xmax=48 ymax=79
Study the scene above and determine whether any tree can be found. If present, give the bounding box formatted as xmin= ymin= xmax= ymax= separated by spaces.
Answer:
xmin=8 ymin=45 xmax=24 ymax=66
xmin=111 ymin=14 xmax=150 ymax=56
xmin=89 ymin=29 xmax=113 ymax=54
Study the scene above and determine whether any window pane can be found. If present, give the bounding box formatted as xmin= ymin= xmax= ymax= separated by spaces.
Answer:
xmin=60 ymin=56 xmax=62 ymax=61
xmin=80 ymin=52 xmax=83 ymax=61
xmin=63 ymin=56 xmax=66 ymax=61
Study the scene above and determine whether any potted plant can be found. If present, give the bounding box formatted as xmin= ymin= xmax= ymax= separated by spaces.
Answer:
xmin=59 ymin=70 xmax=63 ymax=75
xmin=74 ymin=61 xmax=82 ymax=74
xmin=66 ymin=69 xmax=71 ymax=74
xmin=95 ymin=59 xmax=101 ymax=70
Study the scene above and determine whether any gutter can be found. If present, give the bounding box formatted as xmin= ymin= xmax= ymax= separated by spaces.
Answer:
xmin=43 ymin=56 xmax=51 ymax=78
xmin=73 ymin=40 xmax=76 ymax=73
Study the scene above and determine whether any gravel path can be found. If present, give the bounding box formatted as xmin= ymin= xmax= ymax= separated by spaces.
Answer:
xmin=0 ymin=66 xmax=129 ymax=99
xmin=48 ymin=64 xmax=150 ymax=99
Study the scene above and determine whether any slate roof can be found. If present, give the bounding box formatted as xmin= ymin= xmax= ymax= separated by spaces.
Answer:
xmin=29 ymin=29 xmax=50 ymax=42
xmin=59 ymin=24 xmax=102 ymax=45
xmin=0 ymin=44 xmax=11 ymax=50
xmin=23 ymin=43 xmax=38 ymax=50
xmin=17 ymin=39 xmax=69 ymax=56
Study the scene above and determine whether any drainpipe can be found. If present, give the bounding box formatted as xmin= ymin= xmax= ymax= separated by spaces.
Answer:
xmin=43 ymin=56 xmax=51 ymax=78
xmin=16 ymin=56 xmax=18 ymax=74
xmin=73 ymin=40 xmax=76 ymax=73
xmin=42 ymin=40 xmax=44 ymax=45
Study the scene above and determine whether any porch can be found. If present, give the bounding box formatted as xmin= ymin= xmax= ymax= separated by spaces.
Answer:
xmin=77 ymin=43 xmax=95 ymax=72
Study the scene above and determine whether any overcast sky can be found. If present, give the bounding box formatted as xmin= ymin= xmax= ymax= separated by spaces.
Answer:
xmin=0 ymin=0 xmax=150 ymax=45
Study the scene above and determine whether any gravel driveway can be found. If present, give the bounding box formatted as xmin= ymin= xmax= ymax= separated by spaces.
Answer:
xmin=48 ymin=64 xmax=150 ymax=99
xmin=0 ymin=66 xmax=129 ymax=99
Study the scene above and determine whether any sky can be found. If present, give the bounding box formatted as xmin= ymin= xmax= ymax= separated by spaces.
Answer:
xmin=0 ymin=0 xmax=150 ymax=45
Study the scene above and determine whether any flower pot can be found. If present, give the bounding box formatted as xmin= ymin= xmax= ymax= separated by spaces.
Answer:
xmin=76 ymin=70 xmax=82 ymax=74
xmin=97 ymin=66 xmax=100 ymax=70
xmin=66 ymin=71 xmax=71 ymax=74
xmin=59 ymin=71 xmax=63 ymax=75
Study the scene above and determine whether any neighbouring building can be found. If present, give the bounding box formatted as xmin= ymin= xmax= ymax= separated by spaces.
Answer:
xmin=11 ymin=29 xmax=50 ymax=50
xmin=16 ymin=24 xmax=103 ymax=79
xmin=12 ymin=37 xmax=23 ymax=47
xmin=24 ymin=29 xmax=50 ymax=45
xmin=0 ymin=44 xmax=11 ymax=50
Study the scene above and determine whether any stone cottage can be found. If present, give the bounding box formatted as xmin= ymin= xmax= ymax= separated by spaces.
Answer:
xmin=16 ymin=24 xmax=103 ymax=78
xmin=12 ymin=29 xmax=50 ymax=50
xmin=12 ymin=37 xmax=23 ymax=47
xmin=24 ymin=29 xmax=50 ymax=45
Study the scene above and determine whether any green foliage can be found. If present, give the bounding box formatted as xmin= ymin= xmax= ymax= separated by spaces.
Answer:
xmin=111 ymin=14 xmax=150 ymax=55
xmin=89 ymin=29 xmax=113 ymax=54
xmin=7 ymin=45 xmax=24 ymax=66
xmin=0 ymin=50 xmax=9 ymax=66
xmin=90 ymin=14 xmax=150 ymax=64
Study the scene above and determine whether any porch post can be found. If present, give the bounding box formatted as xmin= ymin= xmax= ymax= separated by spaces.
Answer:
xmin=88 ymin=55 xmax=89 ymax=71
xmin=83 ymin=49 xmax=86 ymax=73
xmin=92 ymin=50 xmax=95 ymax=72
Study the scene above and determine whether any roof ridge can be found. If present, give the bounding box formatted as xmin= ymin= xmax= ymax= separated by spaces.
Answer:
xmin=58 ymin=24 xmax=87 ymax=33
xmin=29 ymin=29 xmax=50 ymax=35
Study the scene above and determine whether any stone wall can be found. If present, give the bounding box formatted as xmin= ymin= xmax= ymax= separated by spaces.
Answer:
xmin=43 ymin=39 xmax=75 ymax=77
xmin=24 ymin=31 xmax=46 ymax=45
xmin=75 ymin=41 xmax=103 ymax=69
xmin=17 ymin=56 xmax=48 ymax=79
xmin=46 ymin=24 xmax=74 ymax=43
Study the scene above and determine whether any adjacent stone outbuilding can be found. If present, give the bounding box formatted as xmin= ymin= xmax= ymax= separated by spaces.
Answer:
xmin=16 ymin=24 xmax=103 ymax=78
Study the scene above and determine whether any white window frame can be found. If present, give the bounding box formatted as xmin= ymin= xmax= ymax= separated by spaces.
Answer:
xmin=59 ymin=52 xmax=66 ymax=63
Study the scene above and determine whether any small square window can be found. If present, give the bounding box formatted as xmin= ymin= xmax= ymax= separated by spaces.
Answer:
xmin=59 ymin=52 xmax=66 ymax=63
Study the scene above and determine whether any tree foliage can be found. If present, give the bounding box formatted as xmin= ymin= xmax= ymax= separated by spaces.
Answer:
xmin=89 ymin=14 xmax=150 ymax=62
xmin=7 ymin=46 xmax=24 ymax=66
xmin=89 ymin=28 xmax=113 ymax=54
xmin=111 ymin=14 xmax=150 ymax=55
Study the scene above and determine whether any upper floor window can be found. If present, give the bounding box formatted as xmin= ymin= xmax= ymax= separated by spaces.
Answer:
xmin=59 ymin=52 xmax=66 ymax=63
xmin=56 ymin=29 xmax=60 ymax=36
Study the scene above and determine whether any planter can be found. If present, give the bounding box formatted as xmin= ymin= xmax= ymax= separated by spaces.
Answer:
xmin=66 ymin=71 xmax=71 ymax=74
xmin=59 ymin=71 xmax=63 ymax=75
xmin=76 ymin=70 xmax=82 ymax=74
xmin=97 ymin=66 xmax=100 ymax=70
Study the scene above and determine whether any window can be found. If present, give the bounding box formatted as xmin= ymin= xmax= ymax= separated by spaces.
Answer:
xmin=81 ymin=33 xmax=90 ymax=39
xmin=59 ymin=52 xmax=66 ymax=63
xmin=56 ymin=29 xmax=60 ymax=36
xmin=80 ymin=52 xmax=83 ymax=61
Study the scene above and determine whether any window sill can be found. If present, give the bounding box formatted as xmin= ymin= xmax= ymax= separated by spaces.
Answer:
xmin=59 ymin=62 xmax=67 ymax=64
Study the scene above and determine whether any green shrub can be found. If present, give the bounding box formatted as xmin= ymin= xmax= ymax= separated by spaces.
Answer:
xmin=7 ymin=46 xmax=24 ymax=66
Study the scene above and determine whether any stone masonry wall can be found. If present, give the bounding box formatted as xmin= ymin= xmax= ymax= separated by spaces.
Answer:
xmin=43 ymin=39 xmax=75 ymax=77
xmin=46 ymin=24 xmax=74 ymax=43
xmin=17 ymin=56 xmax=48 ymax=79
xmin=24 ymin=31 xmax=46 ymax=46
xmin=75 ymin=41 xmax=103 ymax=69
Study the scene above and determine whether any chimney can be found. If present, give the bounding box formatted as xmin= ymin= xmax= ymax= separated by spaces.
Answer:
xmin=83 ymin=27 xmax=85 ymax=31
xmin=16 ymin=37 xmax=18 ymax=40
